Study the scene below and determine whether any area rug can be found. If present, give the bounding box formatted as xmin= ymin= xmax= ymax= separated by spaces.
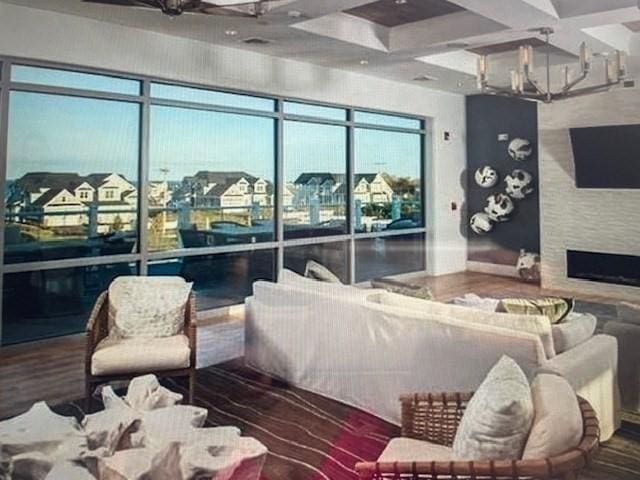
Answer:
xmin=54 ymin=361 xmax=640 ymax=480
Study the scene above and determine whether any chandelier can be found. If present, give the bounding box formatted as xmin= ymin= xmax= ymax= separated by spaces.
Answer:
xmin=476 ymin=27 xmax=628 ymax=103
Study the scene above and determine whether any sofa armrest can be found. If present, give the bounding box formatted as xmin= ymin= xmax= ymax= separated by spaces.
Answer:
xmin=540 ymin=334 xmax=620 ymax=440
xmin=603 ymin=321 xmax=640 ymax=411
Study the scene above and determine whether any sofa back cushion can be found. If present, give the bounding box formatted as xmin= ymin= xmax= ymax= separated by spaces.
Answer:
xmin=374 ymin=292 xmax=555 ymax=358
xmin=108 ymin=276 xmax=192 ymax=338
xmin=523 ymin=374 xmax=583 ymax=459
xmin=617 ymin=301 xmax=640 ymax=325
xmin=452 ymin=356 xmax=534 ymax=460
xmin=277 ymin=269 xmax=379 ymax=301
xmin=551 ymin=313 xmax=597 ymax=354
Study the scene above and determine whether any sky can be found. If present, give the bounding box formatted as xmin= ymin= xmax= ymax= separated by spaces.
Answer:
xmin=6 ymin=91 xmax=422 ymax=185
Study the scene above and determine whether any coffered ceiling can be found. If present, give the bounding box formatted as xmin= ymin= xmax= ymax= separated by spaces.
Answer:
xmin=2 ymin=0 xmax=640 ymax=95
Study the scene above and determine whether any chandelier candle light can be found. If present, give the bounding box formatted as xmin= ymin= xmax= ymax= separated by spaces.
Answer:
xmin=476 ymin=27 xmax=628 ymax=103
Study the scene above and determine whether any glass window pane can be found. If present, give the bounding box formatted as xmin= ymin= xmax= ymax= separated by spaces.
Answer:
xmin=354 ymin=128 xmax=422 ymax=232
xmin=151 ymin=83 xmax=275 ymax=111
xmin=5 ymin=92 xmax=140 ymax=264
xmin=148 ymin=250 xmax=275 ymax=310
xmin=11 ymin=65 xmax=141 ymax=95
xmin=149 ymin=106 xmax=275 ymax=251
xmin=2 ymin=262 xmax=137 ymax=345
xmin=283 ymin=101 xmax=346 ymax=121
xmin=354 ymin=111 xmax=421 ymax=130
xmin=284 ymin=241 xmax=349 ymax=283
xmin=355 ymin=233 xmax=425 ymax=282
xmin=283 ymin=121 xmax=347 ymax=239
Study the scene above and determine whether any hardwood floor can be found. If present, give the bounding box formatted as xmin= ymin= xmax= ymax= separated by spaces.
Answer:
xmin=0 ymin=271 xmax=628 ymax=419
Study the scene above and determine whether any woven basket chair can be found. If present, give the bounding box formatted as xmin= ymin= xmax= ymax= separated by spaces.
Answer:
xmin=85 ymin=291 xmax=197 ymax=410
xmin=355 ymin=391 xmax=599 ymax=480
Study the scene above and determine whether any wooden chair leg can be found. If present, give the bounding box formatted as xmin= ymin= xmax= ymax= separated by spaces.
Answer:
xmin=188 ymin=370 xmax=196 ymax=405
xmin=85 ymin=379 xmax=93 ymax=412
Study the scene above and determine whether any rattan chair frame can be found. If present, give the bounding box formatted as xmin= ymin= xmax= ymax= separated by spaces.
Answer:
xmin=355 ymin=391 xmax=599 ymax=480
xmin=84 ymin=291 xmax=197 ymax=409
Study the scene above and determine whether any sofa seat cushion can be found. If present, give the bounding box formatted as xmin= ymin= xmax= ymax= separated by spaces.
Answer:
xmin=91 ymin=335 xmax=191 ymax=376
xmin=523 ymin=374 xmax=583 ymax=459
xmin=452 ymin=356 xmax=534 ymax=461
xmin=108 ymin=276 xmax=192 ymax=339
xmin=378 ymin=438 xmax=453 ymax=463
xmin=373 ymin=292 xmax=555 ymax=359
xmin=551 ymin=312 xmax=597 ymax=354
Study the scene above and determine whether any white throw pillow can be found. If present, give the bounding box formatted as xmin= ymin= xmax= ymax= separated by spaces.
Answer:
xmin=108 ymin=276 xmax=193 ymax=338
xmin=376 ymin=292 xmax=555 ymax=359
xmin=523 ymin=374 xmax=583 ymax=459
xmin=452 ymin=356 xmax=534 ymax=461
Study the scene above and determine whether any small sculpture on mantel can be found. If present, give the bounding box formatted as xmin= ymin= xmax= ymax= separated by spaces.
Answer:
xmin=516 ymin=249 xmax=541 ymax=283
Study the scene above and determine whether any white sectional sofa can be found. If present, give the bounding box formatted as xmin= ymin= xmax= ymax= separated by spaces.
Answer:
xmin=245 ymin=271 xmax=621 ymax=440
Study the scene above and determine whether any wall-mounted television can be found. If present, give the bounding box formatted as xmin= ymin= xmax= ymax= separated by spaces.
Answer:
xmin=569 ymin=124 xmax=640 ymax=189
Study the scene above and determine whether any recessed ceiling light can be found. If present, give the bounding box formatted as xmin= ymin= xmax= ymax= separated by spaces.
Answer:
xmin=225 ymin=29 xmax=238 ymax=36
xmin=457 ymin=80 xmax=465 ymax=87
xmin=413 ymin=74 xmax=438 ymax=82
xmin=360 ymin=59 xmax=369 ymax=65
xmin=446 ymin=42 xmax=470 ymax=49
xmin=242 ymin=37 xmax=272 ymax=45
xmin=395 ymin=0 xmax=408 ymax=4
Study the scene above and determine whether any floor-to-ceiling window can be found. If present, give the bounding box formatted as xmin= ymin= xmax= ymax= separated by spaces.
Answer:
xmin=0 ymin=58 xmax=428 ymax=345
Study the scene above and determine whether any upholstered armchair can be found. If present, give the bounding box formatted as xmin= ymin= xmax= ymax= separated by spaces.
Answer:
xmin=85 ymin=289 xmax=197 ymax=409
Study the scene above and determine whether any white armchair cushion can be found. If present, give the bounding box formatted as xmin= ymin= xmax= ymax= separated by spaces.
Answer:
xmin=452 ymin=356 xmax=533 ymax=461
xmin=91 ymin=335 xmax=191 ymax=376
xmin=378 ymin=437 xmax=452 ymax=462
xmin=551 ymin=313 xmax=597 ymax=354
xmin=108 ymin=276 xmax=192 ymax=339
xmin=523 ymin=374 xmax=583 ymax=459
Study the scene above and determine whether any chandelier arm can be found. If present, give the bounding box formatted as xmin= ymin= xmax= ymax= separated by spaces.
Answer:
xmin=523 ymin=71 xmax=548 ymax=96
xmin=482 ymin=84 xmax=546 ymax=101
xmin=558 ymin=80 xmax=623 ymax=99
xmin=562 ymin=71 xmax=588 ymax=93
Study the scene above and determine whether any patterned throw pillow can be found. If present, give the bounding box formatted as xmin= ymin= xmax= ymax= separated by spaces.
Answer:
xmin=370 ymin=278 xmax=434 ymax=300
xmin=109 ymin=276 xmax=193 ymax=338
xmin=452 ymin=356 xmax=534 ymax=461
xmin=304 ymin=260 xmax=343 ymax=284
xmin=498 ymin=297 xmax=574 ymax=324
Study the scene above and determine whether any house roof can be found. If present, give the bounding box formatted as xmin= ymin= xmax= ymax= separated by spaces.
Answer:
xmin=15 ymin=172 xmax=131 ymax=193
xmin=31 ymin=188 xmax=84 ymax=208
xmin=192 ymin=171 xmax=258 ymax=185
xmin=294 ymin=173 xmax=345 ymax=185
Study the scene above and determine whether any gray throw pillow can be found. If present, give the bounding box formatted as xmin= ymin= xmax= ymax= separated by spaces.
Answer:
xmin=452 ymin=356 xmax=534 ymax=461
xmin=304 ymin=260 xmax=343 ymax=284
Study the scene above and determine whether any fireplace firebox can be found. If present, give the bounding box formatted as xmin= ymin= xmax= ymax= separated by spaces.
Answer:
xmin=567 ymin=250 xmax=640 ymax=288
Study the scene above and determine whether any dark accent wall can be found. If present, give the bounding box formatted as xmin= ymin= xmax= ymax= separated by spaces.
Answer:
xmin=465 ymin=95 xmax=540 ymax=266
